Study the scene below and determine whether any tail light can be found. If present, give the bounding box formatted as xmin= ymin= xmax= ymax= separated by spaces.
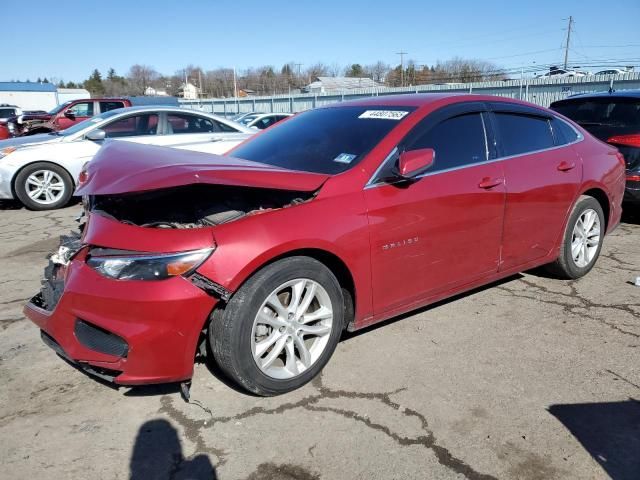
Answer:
xmin=78 ymin=161 xmax=90 ymax=185
xmin=607 ymin=134 xmax=640 ymax=148
xmin=627 ymin=175 xmax=640 ymax=182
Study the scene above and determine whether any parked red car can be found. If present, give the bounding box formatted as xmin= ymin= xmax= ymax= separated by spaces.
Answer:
xmin=24 ymin=94 xmax=625 ymax=395
xmin=0 ymin=122 xmax=10 ymax=140
xmin=6 ymin=97 xmax=179 ymax=136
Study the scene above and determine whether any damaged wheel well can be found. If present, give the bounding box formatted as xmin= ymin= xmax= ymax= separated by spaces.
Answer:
xmin=210 ymin=248 xmax=356 ymax=329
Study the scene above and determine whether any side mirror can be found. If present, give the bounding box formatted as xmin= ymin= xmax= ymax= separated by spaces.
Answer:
xmin=396 ymin=148 xmax=435 ymax=179
xmin=64 ymin=110 xmax=75 ymax=119
xmin=85 ymin=129 xmax=106 ymax=141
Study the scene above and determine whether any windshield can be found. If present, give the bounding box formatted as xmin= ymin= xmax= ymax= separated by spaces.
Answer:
xmin=48 ymin=101 xmax=72 ymax=115
xmin=231 ymin=106 xmax=416 ymax=174
xmin=57 ymin=109 xmax=125 ymax=136
xmin=239 ymin=114 xmax=260 ymax=125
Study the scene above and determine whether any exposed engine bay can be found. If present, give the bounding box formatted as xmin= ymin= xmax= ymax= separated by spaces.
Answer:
xmin=86 ymin=184 xmax=314 ymax=229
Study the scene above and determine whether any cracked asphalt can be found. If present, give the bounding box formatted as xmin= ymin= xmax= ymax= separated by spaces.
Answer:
xmin=1 ymin=201 xmax=639 ymax=480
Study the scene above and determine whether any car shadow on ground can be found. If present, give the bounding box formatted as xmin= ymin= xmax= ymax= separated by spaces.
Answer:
xmin=130 ymin=418 xmax=218 ymax=479
xmin=0 ymin=199 xmax=23 ymax=210
xmin=621 ymin=208 xmax=640 ymax=225
xmin=548 ymin=399 xmax=640 ymax=480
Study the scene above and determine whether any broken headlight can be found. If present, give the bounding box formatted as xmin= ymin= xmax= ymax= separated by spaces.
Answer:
xmin=87 ymin=248 xmax=213 ymax=280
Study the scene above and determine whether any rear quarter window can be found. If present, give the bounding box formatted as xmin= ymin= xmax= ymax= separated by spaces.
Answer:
xmin=552 ymin=117 xmax=580 ymax=145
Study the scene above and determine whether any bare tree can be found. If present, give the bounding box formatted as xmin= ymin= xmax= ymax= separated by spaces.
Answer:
xmin=127 ymin=64 xmax=159 ymax=95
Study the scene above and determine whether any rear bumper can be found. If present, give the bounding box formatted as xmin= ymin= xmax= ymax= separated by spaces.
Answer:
xmin=24 ymin=259 xmax=217 ymax=385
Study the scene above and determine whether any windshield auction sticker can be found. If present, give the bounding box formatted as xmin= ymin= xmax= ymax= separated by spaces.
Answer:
xmin=359 ymin=110 xmax=409 ymax=120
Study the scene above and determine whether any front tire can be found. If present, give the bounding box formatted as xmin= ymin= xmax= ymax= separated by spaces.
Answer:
xmin=14 ymin=162 xmax=74 ymax=211
xmin=546 ymin=195 xmax=605 ymax=279
xmin=210 ymin=256 xmax=344 ymax=396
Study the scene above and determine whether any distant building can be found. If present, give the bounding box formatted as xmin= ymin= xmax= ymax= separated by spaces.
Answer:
xmin=144 ymin=86 xmax=169 ymax=96
xmin=0 ymin=82 xmax=89 ymax=110
xmin=238 ymin=88 xmax=256 ymax=97
xmin=57 ymin=88 xmax=91 ymax=104
xmin=303 ymin=76 xmax=381 ymax=94
xmin=179 ymin=82 xmax=201 ymax=100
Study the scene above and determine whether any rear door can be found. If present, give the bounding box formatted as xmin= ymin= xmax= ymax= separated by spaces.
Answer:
xmin=489 ymin=104 xmax=582 ymax=269
xmin=365 ymin=103 xmax=505 ymax=315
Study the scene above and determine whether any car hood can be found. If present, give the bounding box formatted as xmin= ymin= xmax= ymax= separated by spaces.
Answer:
xmin=0 ymin=133 xmax=62 ymax=149
xmin=75 ymin=141 xmax=331 ymax=196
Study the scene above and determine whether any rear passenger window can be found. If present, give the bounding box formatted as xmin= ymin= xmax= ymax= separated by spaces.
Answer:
xmin=494 ymin=113 xmax=554 ymax=156
xmin=100 ymin=101 xmax=125 ymax=113
xmin=552 ymin=117 xmax=579 ymax=145
xmin=167 ymin=114 xmax=216 ymax=134
xmin=215 ymin=120 xmax=238 ymax=132
xmin=407 ymin=113 xmax=487 ymax=172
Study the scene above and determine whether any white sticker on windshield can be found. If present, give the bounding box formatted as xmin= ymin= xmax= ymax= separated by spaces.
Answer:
xmin=359 ymin=110 xmax=409 ymax=120
xmin=90 ymin=117 xmax=102 ymax=123
xmin=334 ymin=153 xmax=357 ymax=164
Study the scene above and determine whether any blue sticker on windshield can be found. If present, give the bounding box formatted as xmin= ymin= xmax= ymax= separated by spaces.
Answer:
xmin=334 ymin=153 xmax=357 ymax=164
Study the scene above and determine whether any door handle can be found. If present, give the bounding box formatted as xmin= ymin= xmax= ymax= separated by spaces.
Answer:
xmin=557 ymin=161 xmax=576 ymax=172
xmin=478 ymin=177 xmax=504 ymax=189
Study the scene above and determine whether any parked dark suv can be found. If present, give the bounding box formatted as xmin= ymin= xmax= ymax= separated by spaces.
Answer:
xmin=551 ymin=91 xmax=640 ymax=204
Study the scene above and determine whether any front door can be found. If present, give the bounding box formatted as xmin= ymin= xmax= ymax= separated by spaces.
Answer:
xmin=56 ymin=101 xmax=95 ymax=130
xmin=365 ymin=107 xmax=505 ymax=316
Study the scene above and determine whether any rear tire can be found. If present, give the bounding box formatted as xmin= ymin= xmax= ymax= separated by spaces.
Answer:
xmin=209 ymin=256 xmax=344 ymax=396
xmin=14 ymin=162 xmax=74 ymax=211
xmin=546 ymin=195 xmax=605 ymax=279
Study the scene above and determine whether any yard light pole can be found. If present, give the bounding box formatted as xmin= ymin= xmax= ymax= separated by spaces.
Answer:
xmin=397 ymin=51 xmax=407 ymax=87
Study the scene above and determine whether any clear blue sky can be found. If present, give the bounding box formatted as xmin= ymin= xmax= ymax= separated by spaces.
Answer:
xmin=3 ymin=0 xmax=639 ymax=82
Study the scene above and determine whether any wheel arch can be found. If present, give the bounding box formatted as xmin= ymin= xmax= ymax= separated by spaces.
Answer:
xmin=579 ymin=186 xmax=611 ymax=232
xmin=220 ymin=246 xmax=357 ymax=329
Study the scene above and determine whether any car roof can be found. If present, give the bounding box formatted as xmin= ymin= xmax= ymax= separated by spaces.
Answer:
xmin=330 ymin=93 xmax=550 ymax=110
xmin=555 ymin=89 xmax=640 ymax=102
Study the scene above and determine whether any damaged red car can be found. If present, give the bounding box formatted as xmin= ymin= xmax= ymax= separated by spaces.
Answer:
xmin=24 ymin=94 xmax=625 ymax=396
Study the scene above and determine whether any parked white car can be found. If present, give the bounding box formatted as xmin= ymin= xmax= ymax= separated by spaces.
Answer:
xmin=239 ymin=113 xmax=293 ymax=130
xmin=535 ymin=68 xmax=587 ymax=79
xmin=594 ymin=69 xmax=629 ymax=76
xmin=0 ymin=106 xmax=254 ymax=210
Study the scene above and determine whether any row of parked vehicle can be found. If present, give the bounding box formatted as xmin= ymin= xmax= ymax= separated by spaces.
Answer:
xmin=0 ymin=99 xmax=293 ymax=210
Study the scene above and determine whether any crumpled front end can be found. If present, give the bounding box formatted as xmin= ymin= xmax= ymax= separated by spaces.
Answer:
xmin=23 ymin=216 xmax=220 ymax=385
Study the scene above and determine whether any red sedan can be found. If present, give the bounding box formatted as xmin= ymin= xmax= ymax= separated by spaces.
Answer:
xmin=24 ymin=94 xmax=626 ymax=395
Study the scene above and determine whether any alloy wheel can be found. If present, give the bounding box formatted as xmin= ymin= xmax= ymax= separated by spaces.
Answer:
xmin=25 ymin=170 xmax=66 ymax=205
xmin=571 ymin=208 xmax=601 ymax=268
xmin=251 ymin=278 xmax=334 ymax=380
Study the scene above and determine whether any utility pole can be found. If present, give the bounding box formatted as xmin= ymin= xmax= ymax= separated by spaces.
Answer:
xmin=294 ymin=63 xmax=303 ymax=86
xmin=396 ymin=51 xmax=407 ymax=87
xmin=563 ymin=16 xmax=573 ymax=70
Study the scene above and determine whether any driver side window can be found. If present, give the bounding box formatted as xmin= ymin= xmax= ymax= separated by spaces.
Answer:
xmin=68 ymin=102 xmax=94 ymax=117
xmin=404 ymin=113 xmax=488 ymax=173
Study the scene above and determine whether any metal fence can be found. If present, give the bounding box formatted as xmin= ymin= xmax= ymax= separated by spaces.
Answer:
xmin=180 ymin=73 xmax=640 ymax=116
